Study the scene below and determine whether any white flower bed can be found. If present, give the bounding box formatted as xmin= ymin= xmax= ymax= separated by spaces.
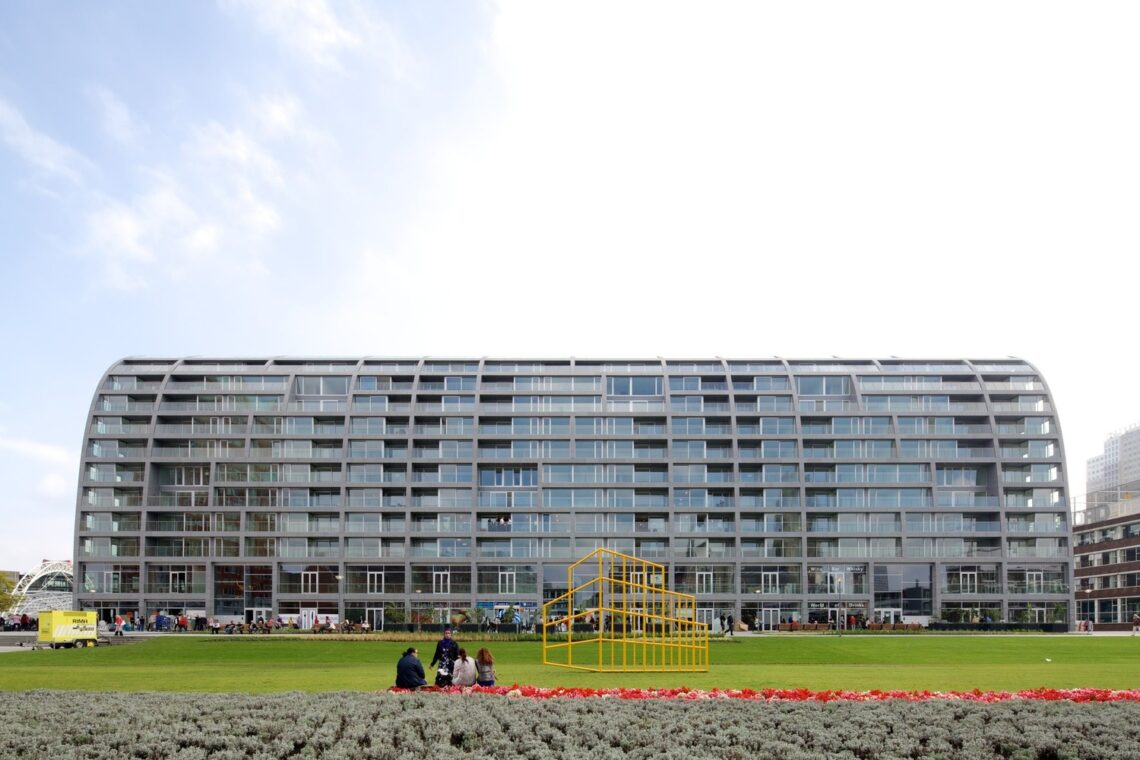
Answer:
xmin=2 ymin=690 xmax=1139 ymax=759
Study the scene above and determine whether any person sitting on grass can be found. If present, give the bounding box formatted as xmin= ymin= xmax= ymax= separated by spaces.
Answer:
xmin=395 ymin=647 xmax=427 ymax=689
xmin=475 ymin=648 xmax=496 ymax=687
xmin=452 ymin=648 xmax=476 ymax=687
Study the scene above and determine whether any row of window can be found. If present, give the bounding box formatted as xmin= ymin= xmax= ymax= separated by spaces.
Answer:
xmin=93 ymin=438 xmax=1063 ymax=462
xmin=82 ymin=510 xmax=1067 ymax=535
xmin=76 ymin=561 xmax=1065 ymax=597
xmin=83 ymin=485 xmax=1066 ymax=511
xmin=79 ymin=535 xmax=1070 ymax=561
xmin=93 ymin=413 xmax=1057 ymax=438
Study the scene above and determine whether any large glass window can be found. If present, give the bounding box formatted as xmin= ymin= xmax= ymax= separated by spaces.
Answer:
xmin=797 ymin=376 xmax=851 ymax=396
xmin=607 ymin=376 xmax=663 ymax=396
xmin=295 ymin=376 xmax=349 ymax=396
xmin=479 ymin=466 xmax=537 ymax=487
xmin=873 ymin=564 xmax=932 ymax=616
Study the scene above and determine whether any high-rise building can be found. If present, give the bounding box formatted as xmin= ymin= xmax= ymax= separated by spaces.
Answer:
xmin=1086 ymin=422 xmax=1140 ymax=502
xmin=1074 ymin=422 xmax=1140 ymax=631
xmin=74 ymin=357 xmax=1072 ymax=630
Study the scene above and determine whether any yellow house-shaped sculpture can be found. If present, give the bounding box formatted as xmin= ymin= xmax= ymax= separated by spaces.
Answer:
xmin=542 ymin=548 xmax=709 ymax=672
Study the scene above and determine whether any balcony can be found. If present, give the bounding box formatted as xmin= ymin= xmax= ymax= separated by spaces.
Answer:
xmin=159 ymin=401 xmax=282 ymax=413
xmin=991 ymin=402 xmax=1052 ymax=413
xmin=859 ymin=382 xmax=981 ymax=392
xmin=152 ymin=447 xmax=246 ymax=458
xmin=86 ymin=471 xmax=144 ymax=483
xmin=985 ymin=382 xmax=1045 ymax=392
xmin=87 ymin=446 xmax=147 ymax=458
xmin=999 ymin=448 xmax=1058 ymax=460
xmin=941 ymin=582 xmax=1002 ymax=595
xmin=935 ymin=494 xmax=998 ymax=507
xmin=153 ymin=423 xmax=249 ymax=435
xmin=92 ymin=423 xmax=151 ymax=435
xmin=284 ymin=471 xmax=344 ymax=483
xmin=797 ymin=400 xmax=861 ymax=413
xmin=99 ymin=402 xmax=154 ymax=413
xmin=1006 ymin=581 xmax=1068 ymax=594
xmin=164 ymin=381 xmax=288 ymax=392
xmin=84 ymin=495 xmax=144 ymax=508
xmin=247 ymin=448 xmax=344 ymax=460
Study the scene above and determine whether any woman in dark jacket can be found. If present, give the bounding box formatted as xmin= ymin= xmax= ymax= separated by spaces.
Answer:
xmin=429 ymin=628 xmax=460 ymax=686
xmin=395 ymin=647 xmax=427 ymax=689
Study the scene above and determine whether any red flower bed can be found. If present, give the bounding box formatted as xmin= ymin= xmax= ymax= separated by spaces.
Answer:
xmin=394 ymin=684 xmax=1140 ymax=703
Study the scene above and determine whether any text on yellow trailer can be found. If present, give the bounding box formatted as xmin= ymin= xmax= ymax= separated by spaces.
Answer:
xmin=38 ymin=610 xmax=98 ymax=648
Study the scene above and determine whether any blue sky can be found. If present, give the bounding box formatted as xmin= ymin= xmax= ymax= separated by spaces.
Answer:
xmin=1 ymin=1 xmax=1139 ymax=573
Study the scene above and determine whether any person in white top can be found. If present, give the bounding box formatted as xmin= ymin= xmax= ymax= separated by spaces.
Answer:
xmin=452 ymin=648 xmax=477 ymax=687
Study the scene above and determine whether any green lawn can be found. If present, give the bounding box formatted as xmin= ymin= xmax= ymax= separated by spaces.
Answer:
xmin=2 ymin=635 xmax=1138 ymax=693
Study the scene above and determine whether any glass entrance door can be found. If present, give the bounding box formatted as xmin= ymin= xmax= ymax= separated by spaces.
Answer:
xmin=760 ymin=608 xmax=781 ymax=631
xmin=367 ymin=607 xmax=384 ymax=632
xmin=878 ymin=607 xmax=903 ymax=624
xmin=247 ymin=606 xmax=272 ymax=624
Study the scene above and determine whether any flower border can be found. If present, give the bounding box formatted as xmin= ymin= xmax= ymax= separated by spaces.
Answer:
xmin=390 ymin=685 xmax=1140 ymax=703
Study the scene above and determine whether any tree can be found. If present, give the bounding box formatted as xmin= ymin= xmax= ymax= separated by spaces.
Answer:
xmin=0 ymin=574 xmax=21 ymax=614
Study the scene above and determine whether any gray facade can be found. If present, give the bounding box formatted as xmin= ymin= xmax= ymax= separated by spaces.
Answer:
xmin=74 ymin=357 xmax=1072 ymax=630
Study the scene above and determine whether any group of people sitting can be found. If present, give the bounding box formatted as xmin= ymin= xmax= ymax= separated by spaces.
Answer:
xmin=396 ymin=628 xmax=495 ymax=689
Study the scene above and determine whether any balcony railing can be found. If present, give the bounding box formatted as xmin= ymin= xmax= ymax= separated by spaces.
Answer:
xmin=153 ymin=424 xmax=249 ymax=435
xmin=151 ymin=447 xmax=246 ymax=458
xmin=99 ymin=402 xmax=155 ymax=413
xmin=159 ymin=401 xmax=282 ymax=413
xmin=991 ymin=402 xmax=1052 ymax=412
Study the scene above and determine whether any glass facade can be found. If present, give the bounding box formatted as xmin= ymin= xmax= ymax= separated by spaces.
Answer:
xmin=74 ymin=357 xmax=1072 ymax=628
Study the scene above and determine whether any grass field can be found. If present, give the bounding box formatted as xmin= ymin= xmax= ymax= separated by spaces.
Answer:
xmin=2 ymin=635 xmax=1138 ymax=693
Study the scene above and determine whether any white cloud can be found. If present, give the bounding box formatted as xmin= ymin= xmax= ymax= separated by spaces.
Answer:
xmin=224 ymin=0 xmax=414 ymax=82
xmin=0 ymin=437 xmax=75 ymax=465
xmin=86 ymin=86 xmax=144 ymax=146
xmin=38 ymin=473 xmax=71 ymax=499
xmin=255 ymin=94 xmax=303 ymax=138
xmin=85 ymin=174 xmax=216 ymax=288
xmin=224 ymin=0 xmax=361 ymax=71
xmin=188 ymin=121 xmax=283 ymax=187
xmin=0 ymin=96 xmax=90 ymax=185
xmin=82 ymin=114 xmax=303 ymax=289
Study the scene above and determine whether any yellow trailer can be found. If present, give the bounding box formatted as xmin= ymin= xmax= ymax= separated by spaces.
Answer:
xmin=38 ymin=610 xmax=99 ymax=649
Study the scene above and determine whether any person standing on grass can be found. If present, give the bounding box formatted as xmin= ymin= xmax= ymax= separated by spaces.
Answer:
xmin=395 ymin=647 xmax=427 ymax=689
xmin=475 ymin=648 xmax=496 ymax=687
xmin=726 ymin=613 xmax=735 ymax=636
xmin=1133 ymin=612 xmax=1139 ymax=635
xmin=430 ymin=628 xmax=460 ymax=687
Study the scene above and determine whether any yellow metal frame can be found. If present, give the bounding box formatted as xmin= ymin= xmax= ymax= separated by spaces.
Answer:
xmin=542 ymin=548 xmax=709 ymax=672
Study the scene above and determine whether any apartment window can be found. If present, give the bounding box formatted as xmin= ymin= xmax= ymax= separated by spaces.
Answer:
xmin=607 ymin=377 xmax=663 ymax=396
xmin=480 ymin=466 xmax=538 ymax=487
xmin=797 ymin=377 xmax=850 ymax=396
xmin=295 ymin=376 xmax=349 ymax=396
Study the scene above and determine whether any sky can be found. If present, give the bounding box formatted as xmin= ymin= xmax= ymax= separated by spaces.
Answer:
xmin=0 ymin=1 xmax=1138 ymax=574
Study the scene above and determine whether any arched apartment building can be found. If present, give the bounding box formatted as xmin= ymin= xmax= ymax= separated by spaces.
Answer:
xmin=74 ymin=357 xmax=1072 ymax=630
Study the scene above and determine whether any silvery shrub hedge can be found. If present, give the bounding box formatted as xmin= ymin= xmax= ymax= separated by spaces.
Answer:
xmin=2 ymin=690 xmax=1139 ymax=759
